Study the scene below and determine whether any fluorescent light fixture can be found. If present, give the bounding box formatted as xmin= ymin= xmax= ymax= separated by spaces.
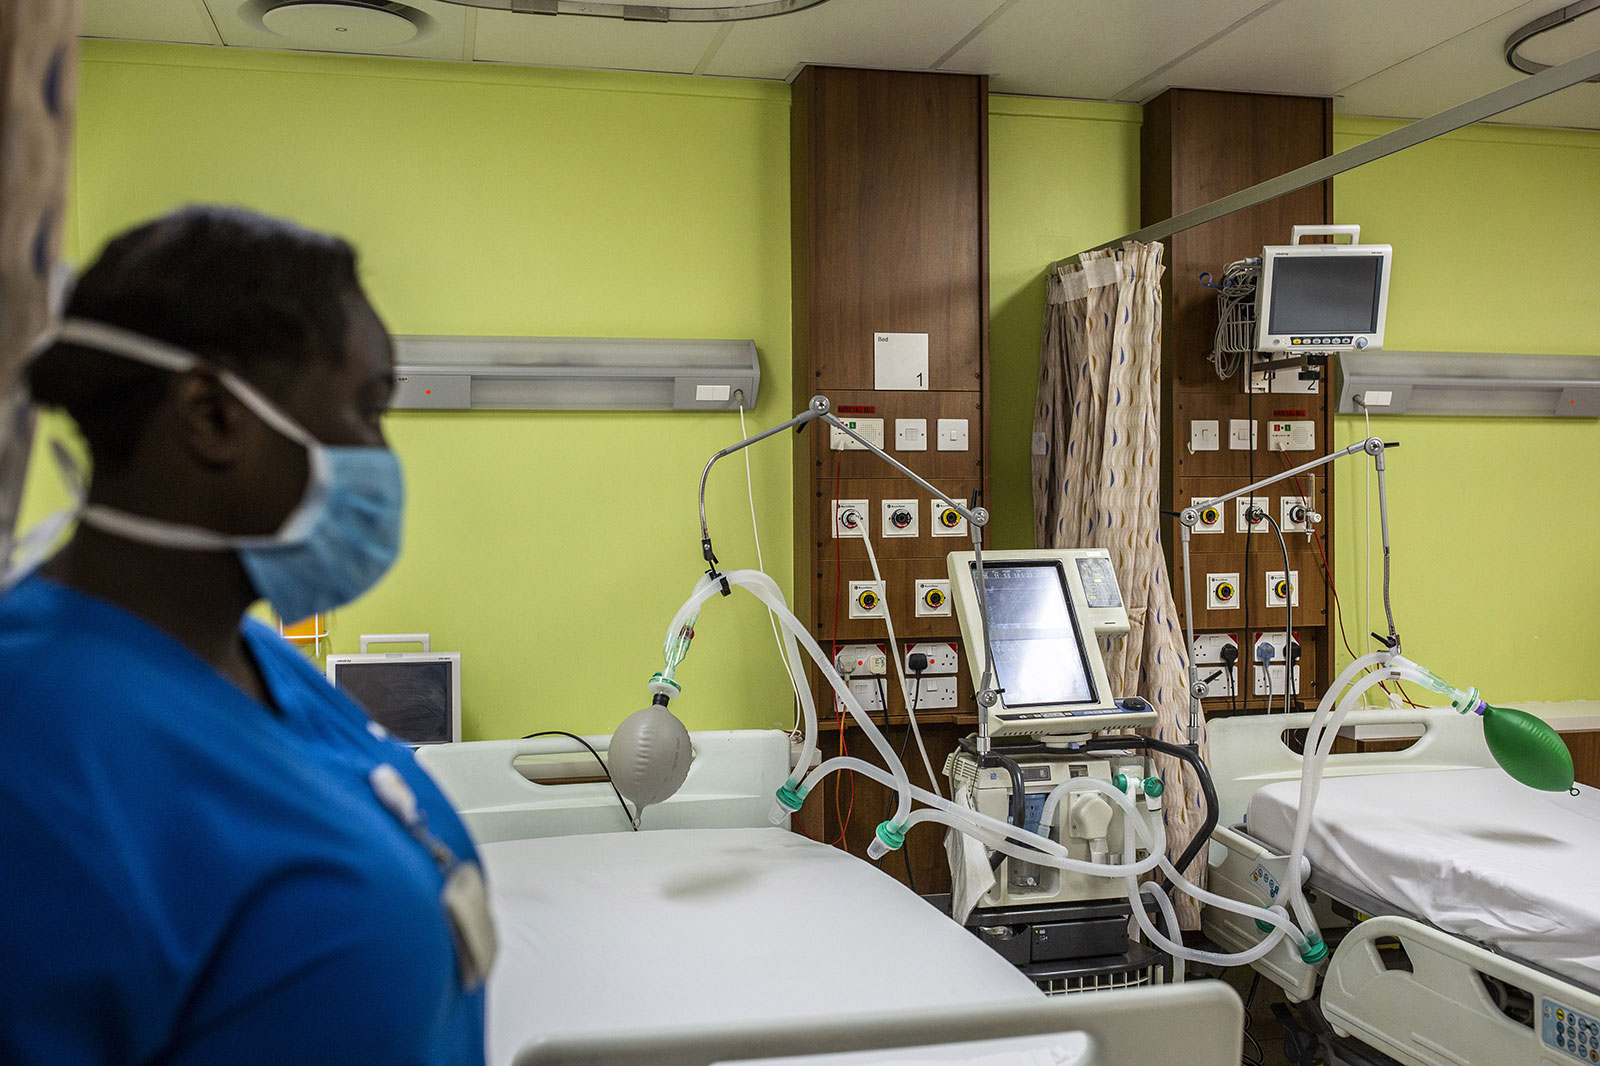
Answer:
xmin=430 ymin=0 xmax=832 ymax=20
xmin=1336 ymin=351 xmax=1600 ymax=417
xmin=390 ymin=335 xmax=760 ymax=411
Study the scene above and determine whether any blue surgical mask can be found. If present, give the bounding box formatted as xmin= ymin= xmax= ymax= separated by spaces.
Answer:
xmin=17 ymin=319 xmax=404 ymax=623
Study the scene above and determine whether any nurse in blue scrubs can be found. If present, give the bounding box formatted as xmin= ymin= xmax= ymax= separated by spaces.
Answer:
xmin=0 ymin=207 xmax=491 ymax=1065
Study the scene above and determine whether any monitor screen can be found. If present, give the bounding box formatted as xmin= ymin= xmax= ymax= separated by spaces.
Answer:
xmin=333 ymin=660 xmax=455 ymax=744
xmin=1266 ymin=254 xmax=1384 ymax=335
xmin=970 ymin=561 xmax=1097 ymax=708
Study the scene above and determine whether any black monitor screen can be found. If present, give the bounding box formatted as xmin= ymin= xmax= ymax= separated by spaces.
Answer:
xmin=1267 ymin=254 xmax=1384 ymax=335
xmin=970 ymin=561 xmax=1097 ymax=708
xmin=334 ymin=660 xmax=454 ymax=744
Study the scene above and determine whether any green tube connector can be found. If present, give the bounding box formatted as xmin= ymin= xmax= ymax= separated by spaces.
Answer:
xmin=1143 ymin=777 xmax=1164 ymax=798
xmin=1299 ymin=933 xmax=1329 ymax=963
xmin=876 ymin=820 xmax=907 ymax=850
xmin=775 ymin=783 xmax=807 ymax=812
xmin=1255 ymin=918 xmax=1274 ymax=934
xmin=1112 ymin=773 xmax=1128 ymax=791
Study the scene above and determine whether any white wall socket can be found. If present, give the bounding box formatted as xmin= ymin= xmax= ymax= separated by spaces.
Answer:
xmin=1251 ymin=632 xmax=1301 ymax=664
xmin=1197 ymin=664 xmax=1240 ymax=699
xmin=833 ymin=499 xmax=868 ymax=538
xmin=1206 ymin=573 xmax=1240 ymax=610
xmin=914 ymin=579 xmax=951 ymax=617
xmin=1253 ymin=664 xmax=1302 ymax=697
xmin=842 ymin=679 xmax=886 ymax=713
xmin=930 ymin=500 xmax=967 ymax=537
xmin=848 ymin=580 xmax=886 ymax=619
xmin=1265 ymin=569 xmax=1300 ymax=608
xmin=882 ymin=499 xmax=919 ymax=537
xmin=1190 ymin=632 xmax=1239 ymax=664
xmin=1236 ymin=496 xmax=1269 ymax=534
xmin=835 ymin=644 xmax=888 ymax=676
xmin=916 ymin=676 xmax=960 ymax=709
xmin=907 ymin=641 xmax=960 ymax=674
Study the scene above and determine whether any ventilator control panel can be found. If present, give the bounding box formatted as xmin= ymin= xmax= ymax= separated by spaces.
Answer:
xmin=1544 ymin=999 xmax=1600 ymax=1063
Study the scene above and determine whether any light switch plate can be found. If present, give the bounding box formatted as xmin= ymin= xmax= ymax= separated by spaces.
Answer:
xmin=1189 ymin=419 xmax=1220 ymax=452
xmin=936 ymin=418 xmax=969 ymax=451
xmin=1228 ymin=419 xmax=1257 ymax=450
xmin=894 ymin=418 xmax=928 ymax=451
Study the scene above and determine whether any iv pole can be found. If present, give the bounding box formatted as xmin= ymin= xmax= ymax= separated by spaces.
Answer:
xmin=1176 ymin=436 xmax=1399 ymax=743
xmin=698 ymin=394 xmax=1003 ymax=754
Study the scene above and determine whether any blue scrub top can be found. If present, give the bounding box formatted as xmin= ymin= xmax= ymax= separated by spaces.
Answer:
xmin=0 ymin=575 xmax=487 ymax=1066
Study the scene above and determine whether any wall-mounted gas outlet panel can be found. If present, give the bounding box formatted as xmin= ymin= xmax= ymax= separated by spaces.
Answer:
xmin=882 ymin=499 xmax=919 ymax=537
xmin=1206 ymin=573 xmax=1240 ymax=610
xmin=1236 ymin=496 xmax=1270 ymax=534
xmin=906 ymin=642 xmax=960 ymax=674
xmin=914 ymin=579 xmax=951 ymax=617
xmin=931 ymin=500 xmax=967 ymax=537
xmin=833 ymin=499 xmax=869 ymax=538
xmin=1280 ymin=495 xmax=1314 ymax=534
xmin=848 ymin=580 xmax=885 ymax=619
xmin=1193 ymin=501 xmax=1224 ymax=534
xmin=1265 ymin=570 xmax=1300 ymax=608
xmin=834 ymin=644 xmax=888 ymax=676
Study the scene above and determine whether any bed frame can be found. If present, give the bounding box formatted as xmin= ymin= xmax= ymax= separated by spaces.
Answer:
xmin=418 ymin=729 xmax=1248 ymax=1066
xmin=1205 ymin=708 xmax=1600 ymax=1066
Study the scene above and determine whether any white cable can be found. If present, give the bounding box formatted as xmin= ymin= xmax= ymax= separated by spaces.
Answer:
xmin=857 ymin=528 xmax=942 ymax=798
xmin=740 ymin=403 xmax=805 ymax=734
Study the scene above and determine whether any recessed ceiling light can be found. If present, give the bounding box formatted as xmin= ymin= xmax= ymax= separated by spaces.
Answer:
xmin=428 ymin=0 xmax=832 ymax=21
xmin=253 ymin=2 xmax=427 ymax=48
xmin=1505 ymin=1 xmax=1600 ymax=82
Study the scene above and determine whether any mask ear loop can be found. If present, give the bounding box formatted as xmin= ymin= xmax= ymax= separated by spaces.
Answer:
xmin=2 ymin=439 xmax=87 ymax=591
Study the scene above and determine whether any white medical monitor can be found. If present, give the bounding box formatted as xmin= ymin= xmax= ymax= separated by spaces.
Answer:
xmin=326 ymin=652 xmax=462 ymax=745
xmin=946 ymin=549 xmax=1153 ymax=737
xmin=1255 ymin=241 xmax=1391 ymax=354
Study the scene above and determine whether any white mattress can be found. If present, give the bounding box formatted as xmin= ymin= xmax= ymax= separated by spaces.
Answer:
xmin=480 ymin=827 xmax=1041 ymax=1066
xmin=1246 ymin=768 xmax=1600 ymax=988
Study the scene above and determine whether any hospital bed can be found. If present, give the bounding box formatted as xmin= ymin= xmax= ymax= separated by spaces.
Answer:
xmin=417 ymin=729 xmax=1242 ymax=1066
xmin=1204 ymin=708 xmax=1600 ymax=1066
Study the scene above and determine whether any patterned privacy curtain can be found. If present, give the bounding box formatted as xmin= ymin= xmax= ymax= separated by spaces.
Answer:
xmin=1030 ymin=241 xmax=1209 ymax=927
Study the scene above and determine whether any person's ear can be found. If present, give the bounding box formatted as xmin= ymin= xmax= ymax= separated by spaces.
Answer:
xmin=168 ymin=371 xmax=256 ymax=468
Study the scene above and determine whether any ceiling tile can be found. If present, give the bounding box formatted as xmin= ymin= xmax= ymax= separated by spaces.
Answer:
xmin=940 ymin=0 xmax=1264 ymax=100
xmin=1127 ymin=0 xmax=1520 ymax=103
xmin=472 ymin=10 xmax=720 ymax=74
xmin=1337 ymin=0 xmax=1600 ymax=129
xmin=705 ymin=0 xmax=1003 ymax=80
xmin=83 ymin=0 xmax=222 ymax=45
xmin=201 ymin=0 xmax=469 ymax=61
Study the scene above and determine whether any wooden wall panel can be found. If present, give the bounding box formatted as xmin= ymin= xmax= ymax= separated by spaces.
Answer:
xmin=1143 ymin=88 xmax=1336 ymax=716
xmin=792 ymin=66 xmax=988 ymax=882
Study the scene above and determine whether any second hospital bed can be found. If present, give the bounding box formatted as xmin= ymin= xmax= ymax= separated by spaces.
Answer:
xmin=1204 ymin=707 xmax=1600 ymax=1066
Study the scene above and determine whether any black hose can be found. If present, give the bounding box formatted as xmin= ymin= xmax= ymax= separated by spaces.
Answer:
xmin=1079 ymin=735 xmax=1219 ymax=888
xmin=977 ymin=750 xmax=1029 ymax=872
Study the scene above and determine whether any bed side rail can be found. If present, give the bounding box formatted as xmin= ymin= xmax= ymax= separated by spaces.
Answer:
xmin=516 ymin=981 xmax=1243 ymax=1066
xmin=416 ymin=729 xmax=791 ymax=843
xmin=1323 ymin=914 xmax=1600 ymax=1066
xmin=1208 ymin=708 xmax=1494 ymax=829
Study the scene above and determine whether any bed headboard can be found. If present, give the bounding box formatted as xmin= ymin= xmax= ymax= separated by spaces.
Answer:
xmin=1208 ymin=708 xmax=1495 ymax=829
xmin=416 ymin=729 xmax=791 ymax=844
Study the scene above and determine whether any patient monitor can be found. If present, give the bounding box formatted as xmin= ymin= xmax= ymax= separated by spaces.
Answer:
xmin=947 ymin=549 xmax=1155 ymax=738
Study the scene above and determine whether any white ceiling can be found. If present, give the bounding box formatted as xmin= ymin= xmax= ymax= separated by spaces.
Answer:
xmin=81 ymin=0 xmax=1600 ymax=129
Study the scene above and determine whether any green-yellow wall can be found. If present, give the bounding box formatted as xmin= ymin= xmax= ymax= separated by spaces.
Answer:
xmin=1329 ymin=117 xmax=1600 ymax=701
xmin=42 ymin=42 xmax=798 ymax=739
xmin=29 ymin=41 xmax=1599 ymax=734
